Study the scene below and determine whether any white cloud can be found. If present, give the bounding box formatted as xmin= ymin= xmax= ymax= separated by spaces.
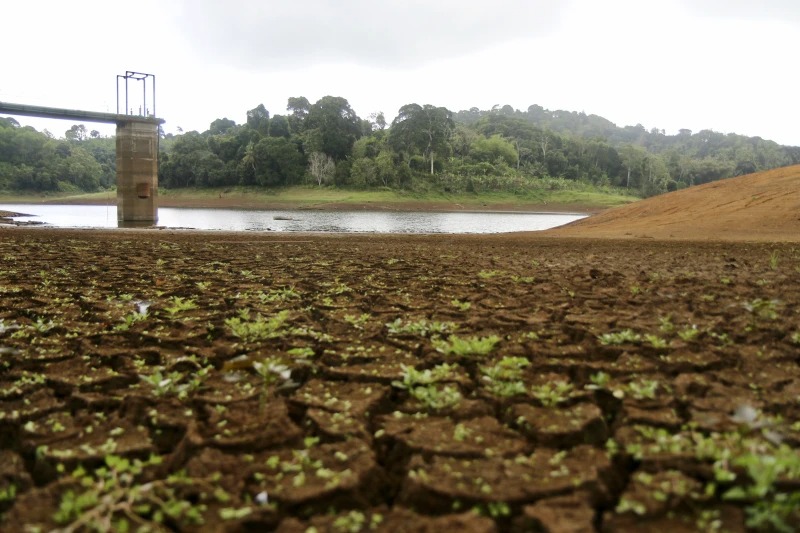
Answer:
xmin=171 ymin=0 xmax=568 ymax=68
xmin=677 ymin=0 xmax=800 ymax=23
xmin=2 ymin=0 xmax=799 ymax=145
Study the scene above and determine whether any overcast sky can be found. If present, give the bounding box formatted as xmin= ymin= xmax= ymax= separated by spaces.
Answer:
xmin=2 ymin=0 xmax=798 ymax=145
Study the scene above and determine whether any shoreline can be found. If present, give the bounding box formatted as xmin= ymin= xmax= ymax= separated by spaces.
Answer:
xmin=36 ymin=198 xmax=603 ymax=214
xmin=0 ymin=187 xmax=625 ymax=214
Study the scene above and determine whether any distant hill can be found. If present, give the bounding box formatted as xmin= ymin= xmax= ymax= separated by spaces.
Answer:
xmin=546 ymin=164 xmax=800 ymax=241
xmin=455 ymin=105 xmax=800 ymax=188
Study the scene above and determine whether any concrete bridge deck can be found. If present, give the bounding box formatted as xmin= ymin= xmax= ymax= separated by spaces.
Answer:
xmin=0 ymin=101 xmax=163 ymax=126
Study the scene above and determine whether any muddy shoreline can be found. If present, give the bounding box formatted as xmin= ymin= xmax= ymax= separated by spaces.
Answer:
xmin=4 ymin=194 xmax=609 ymax=214
xmin=1 ymin=227 xmax=799 ymax=531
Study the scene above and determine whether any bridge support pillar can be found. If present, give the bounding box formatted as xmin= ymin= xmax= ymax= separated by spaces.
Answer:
xmin=116 ymin=120 xmax=158 ymax=223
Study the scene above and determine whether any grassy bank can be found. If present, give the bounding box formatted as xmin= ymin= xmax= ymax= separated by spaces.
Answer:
xmin=0 ymin=186 xmax=637 ymax=212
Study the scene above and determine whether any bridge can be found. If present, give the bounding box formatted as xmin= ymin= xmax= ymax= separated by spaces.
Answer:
xmin=0 ymin=72 xmax=164 ymax=224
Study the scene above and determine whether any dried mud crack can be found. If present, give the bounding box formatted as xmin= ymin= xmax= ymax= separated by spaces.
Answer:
xmin=1 ymin=227 xmax=800 ymax=532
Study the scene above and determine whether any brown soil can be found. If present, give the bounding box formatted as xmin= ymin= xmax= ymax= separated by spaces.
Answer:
xmin=3 ymin=165 xmax=800 ymax=530
xmin=1 ymin=225 xmax=799 ymax=531
xmin=548 ymin=164 xmax=800 ymax=241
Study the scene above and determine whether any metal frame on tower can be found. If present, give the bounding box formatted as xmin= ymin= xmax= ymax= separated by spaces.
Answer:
xmin=116 ymin=71 xmax=156 ymax=117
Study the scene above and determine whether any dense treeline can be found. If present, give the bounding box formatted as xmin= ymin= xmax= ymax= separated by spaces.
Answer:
xmin=0 ymin=119 xmax=115 ymax=192
xmin=2 ymin=99 xmax=799 ymax=197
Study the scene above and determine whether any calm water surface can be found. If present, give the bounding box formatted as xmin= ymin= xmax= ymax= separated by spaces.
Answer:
xmin=0 ymin=204 xmax=586 ymax=234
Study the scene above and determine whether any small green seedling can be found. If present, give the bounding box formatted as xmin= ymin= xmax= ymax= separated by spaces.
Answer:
xmin=432 ymin=334 xmax=500 ymax=357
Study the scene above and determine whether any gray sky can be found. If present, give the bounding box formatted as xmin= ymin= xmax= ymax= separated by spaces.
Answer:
xmin=2 ymin=0 xmax=798 ymax=145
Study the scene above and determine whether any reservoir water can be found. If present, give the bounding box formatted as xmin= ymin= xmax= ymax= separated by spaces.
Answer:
xmin=0 ymin=204 xmax=585 ymax=234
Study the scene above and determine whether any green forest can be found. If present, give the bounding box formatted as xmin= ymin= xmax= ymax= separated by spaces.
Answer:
xmin=2 ymin=98 xmax=798 ymax=198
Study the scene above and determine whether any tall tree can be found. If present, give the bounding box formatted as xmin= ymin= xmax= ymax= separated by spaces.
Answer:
xmin=208 ymin=118 xmax=236 ymax=135
xmin=268 ymin=115 xmax=290 ymax=138
xmin=304 ymin=96 xmax=362 ymax=161
xmin=252 ymin=136 xmax=306 ymax=186
xmin=246 ymin=104 xmax=270 ymax=136
xmin=389 ymin=104 xmax=454 ymax=174
xmin=65 ymin=124 xmax=87 ymax=142
xmin=286 ymin=96 xmax=311 ymax=133
xmin=308 ymin=151 xmax=336 ymax=186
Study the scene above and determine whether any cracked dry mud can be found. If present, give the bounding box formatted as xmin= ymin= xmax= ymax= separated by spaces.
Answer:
xmin=1 ymin=227 xmax=799 ymax=532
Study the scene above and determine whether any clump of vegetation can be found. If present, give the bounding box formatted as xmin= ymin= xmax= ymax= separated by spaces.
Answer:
xmin=163 ymin=296 xmax=198 ymax=317
xmin=480 ymin=356 xmax=530 ymax=398
xmin=51 ymin=455 xmax=225 ymax=531
xmin=432 ymin=334 xmax=500 ymax=357
xmin=621 ymin=423 xmax=800 ymax=531
xmin=138 ymin=365 xmax=212 ymax=400
xmin=450 ymin=299 xmax=471 ymax=311
xmin=477 ymin=270 xmax=502 ymax=279
xmin=407 ymin=384 xmax=463 ymax=410
xmin=225 ymin=309 xmax=290 ymax=342
xmin=386 ymin=318 xmax=457 ymax=337
xmin=392 ymin=364 xmax=463 ymax=410
xmin=531 ymin=380 xmax=574 ymax=407
xmin=598 ymin=329 xmax=641 ymax=345
xmin=392 ymin=363 xmax=460 ymax=389
xmin=743 ymin=298 xmax=780 ymax=321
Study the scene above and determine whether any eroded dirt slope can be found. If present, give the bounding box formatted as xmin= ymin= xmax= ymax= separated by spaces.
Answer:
xmin=548 ymin=164 xmax=800 ymax=241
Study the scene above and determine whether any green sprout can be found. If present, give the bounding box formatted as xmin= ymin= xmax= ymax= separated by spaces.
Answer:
xmin=344 ymin=313 xmax=371 ymax=329
xmin=392 ymin=363 xmax=460 ymax=389
xmin=531 ymin=380 xmax=574 ymax=407
xmin=744 ymin=298 xmax=780 ymax=321
xmin=386 ymin=318 xmax=457 ymax=337
xmin=163 ymin=296 xmax=198 ymax=317
xmin=598 ymin=329 xmax=641 ymax=345
xmin=408 ymin=384 xmax=463 ymax=410
xmin=450 ymin=299 xmax=472 ymax=311
xmin=432 ymin=334 xmax=500 ymax=357
xmin=677 ymin=326 xmax=700 ymax=342
xmin=644 ymin=333 xmax=668 ymax=349
xmin=480 ymin=356 xmax=530 ymax=398
xmin=584 ymin=371 xmax=611 ymax=391
xmin=52 ymin=455 xmax=217 ymax=531
xmin=225 ymin=310 xmax=290 ymax=342
xmin=769 ymin=251 xmax=780 ymax=270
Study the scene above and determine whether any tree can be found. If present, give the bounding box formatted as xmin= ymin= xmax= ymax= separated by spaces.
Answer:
xmin=0 ymin=117 xmax=20 ymax=128
xmin=268 ymin=115 xmax=290 ymax=138
xmin=619 ymin=144 xmax=647 ymax=188
xmin=308 ymin=151 xmax=336 ymax=186
xmin=286 ymin=96 xmax=311 ymax=133
xmin=252 ymin=136 xmax=306 ymax=186
xmin=389 ymin=103 xmax=454 ymax=174
xmin=207 ymin=131 xmax=243 ymax=164
xmin=641 ymin=154 xmax=670 ymax=196
xmin=469 ymin=135 xmax=518 ymax=167
xmin=450 ymin=123 xmax=479 ymax=161
xmin=304 ymin=96 xmax=362 ymax=161
xmin=246 ymin=104 xmax=270 ymax=136
xmin=159 ymin=131 xmax=221 ymax=188
xmin=65 ymin=124 xmax=87 ymax=142
xmin=368 ymin=112 xmax=387 ymax=131
xmin=59 ymin=146 xmax=103 ymax=190
xmin=208 ymin=118 xmax=236 ymax=136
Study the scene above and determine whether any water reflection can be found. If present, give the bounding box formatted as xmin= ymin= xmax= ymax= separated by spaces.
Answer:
xmin=0 ymin=204 xmax=586 ymax=234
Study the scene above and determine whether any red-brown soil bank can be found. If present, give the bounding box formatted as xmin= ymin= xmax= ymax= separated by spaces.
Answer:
xmin=548 ymin=164 xmax=800 ymax=241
